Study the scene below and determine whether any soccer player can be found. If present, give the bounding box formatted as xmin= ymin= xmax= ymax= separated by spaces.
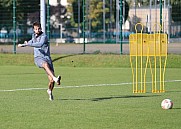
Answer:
xmin=18 ymin=22 xmax=61 ymax=101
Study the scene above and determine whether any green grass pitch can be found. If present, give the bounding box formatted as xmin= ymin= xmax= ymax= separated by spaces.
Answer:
xmin=0 ymin=66 xmax=181 ymax=129
xmin=0 ymin=54 xmax=181 ymax=129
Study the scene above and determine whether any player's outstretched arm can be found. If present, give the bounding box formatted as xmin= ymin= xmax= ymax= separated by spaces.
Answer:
xmin=18 ymin=41 xmax=28 ymax=47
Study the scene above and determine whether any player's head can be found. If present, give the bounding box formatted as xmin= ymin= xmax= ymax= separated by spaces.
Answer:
xmin=33 ymin=22 xmax=42 ymax=34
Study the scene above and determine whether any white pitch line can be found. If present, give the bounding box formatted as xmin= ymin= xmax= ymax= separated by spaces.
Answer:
xmin=0 ymin=80 xmax=181 ymax=92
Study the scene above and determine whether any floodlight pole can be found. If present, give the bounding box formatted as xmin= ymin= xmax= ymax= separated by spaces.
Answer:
xmin=47 ymin=0 xmax=50 ymax=44
xmin=168 ymin=0 xmax=171 ymax=42
xmin=40 ymin=0 xmax=46 ymax=33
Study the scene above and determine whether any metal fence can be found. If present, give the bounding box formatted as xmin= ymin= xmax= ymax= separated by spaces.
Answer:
xmin=0 ymin=0 xmax=181 ymax=53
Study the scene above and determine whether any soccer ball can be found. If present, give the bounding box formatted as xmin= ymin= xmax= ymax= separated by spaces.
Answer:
xmin=161 ymin=99 xmax=173 ymax=109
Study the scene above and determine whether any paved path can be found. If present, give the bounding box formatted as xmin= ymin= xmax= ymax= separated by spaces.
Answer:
xmin=0 ymin=43 xmax=181 ymax=54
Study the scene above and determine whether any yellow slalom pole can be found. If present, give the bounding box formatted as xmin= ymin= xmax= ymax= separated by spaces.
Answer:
xmin=154 ymin=31 xmax=157 ymax=93
xmin=144 ymin=43 xmax=149 ymax=93
xmin=159 ymin=31 xmax=162 ymax=92
xmin=129 ymin=35 xmax=135 ymax=93
xmin=148 ymin=55 xmax=154 ymax=92
xmin=163 ymin=55 xmax=167 ymax=92
xmin=129 ymin=34 xmax=136 ymax=93
xmin=130 ymin=56 xmax=135 ymax=93
xmin=136 ymin=31 xmax=138 ymax=93
xmin=162 ymin=34 xmax=168 ymax=92
xmin=135 ymin=23 xmax=144 ymax=93
xmin=141 ymin=30 xmax=143 ymax=92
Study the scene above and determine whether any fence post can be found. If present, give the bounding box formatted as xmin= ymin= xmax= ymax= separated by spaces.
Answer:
xmin=13 ymin=0 xmax=16 ymax=54
xmin=83 ymin=0 xmax=86 ymax=53
xmin=160 ymin=0 xmax=163 ymax=31
xmin=119 ymin=0 xmax=123 ymax=54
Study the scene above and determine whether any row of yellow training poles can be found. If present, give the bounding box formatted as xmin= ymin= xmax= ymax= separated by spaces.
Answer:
xmin=129 ymin=23 xmax=168 ymax=93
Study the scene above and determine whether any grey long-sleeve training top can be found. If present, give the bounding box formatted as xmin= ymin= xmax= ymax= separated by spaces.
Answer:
xmin=25 ymin=32 xmax=50 ymax=59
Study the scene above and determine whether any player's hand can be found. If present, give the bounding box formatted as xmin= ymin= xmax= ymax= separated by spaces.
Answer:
xmin=24 ymin=41 xmax=28 ymax=44
xmin=18 ymin=41 xmax=28 ymax=47
xmin=18 ymin=44 xmax=24 ymax=47
xmin=18 ymin=44 xmax=22 ymax=47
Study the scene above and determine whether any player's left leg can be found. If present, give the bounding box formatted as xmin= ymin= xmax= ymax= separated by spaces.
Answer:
xmin=48 ymin=75 xmax=54 ymax=91
xmin=47 ymin=75 xmax=54 ymax=101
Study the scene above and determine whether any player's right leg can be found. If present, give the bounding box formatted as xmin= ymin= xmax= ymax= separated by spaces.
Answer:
xmin=34 ymin=57 xmax=61 ymax=85
xmin=42 ymin=62 xmax=61 ymax=85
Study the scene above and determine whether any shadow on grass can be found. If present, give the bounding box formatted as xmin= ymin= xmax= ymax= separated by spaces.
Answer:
xmin=0 ymin=72 xmax=44 ymax=76
xmin=52 ymin=54 xmax=82 ymax=62
xmin=166 ymin=90 xmax=181 ymax=93
xmin=59 ymin=95 xmax=161 ymax=102
xmin=173 ymin=108 xmax=181 ymax=110
xmin=90 ymin=95 xmax=160 ymax=101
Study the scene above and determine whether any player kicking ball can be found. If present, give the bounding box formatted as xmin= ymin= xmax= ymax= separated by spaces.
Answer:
xmin=18 ymin=22 xmax=61 ymax=101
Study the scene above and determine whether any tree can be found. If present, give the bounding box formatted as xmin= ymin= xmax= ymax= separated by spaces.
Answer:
xmin=67 ymin=0 xmax=130 ymax=32
xmin=171 ymin=0 xmax=181 ymax=22
xmin=72 ymin=1 xmax=83 ymax=23
xmin=0 ymin=0 xmax=40 ymax=34
xmin=0 ymin=0 xmax=13 ymax=31
xmin=16 ymin=0 xmax=40 ymax=33
xmin=89 ymin=0 xmax=109 ymax=31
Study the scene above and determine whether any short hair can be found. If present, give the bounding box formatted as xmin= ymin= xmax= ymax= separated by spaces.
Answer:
xmin=33 ymin=22 xmax=41 ymax=28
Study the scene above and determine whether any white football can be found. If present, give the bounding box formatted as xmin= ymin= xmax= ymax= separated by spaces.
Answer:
xmin=161 ymin=99 xmax=173 ymax=109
